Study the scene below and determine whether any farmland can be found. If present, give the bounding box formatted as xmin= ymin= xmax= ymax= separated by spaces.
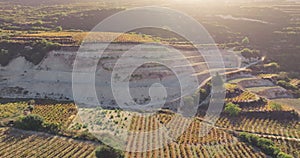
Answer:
xmin=0 ymin=103 xmax=299 ymax=157
xmin=0 ymin=0 xmax=300 ymax=157
xmin=0 ymin=127 xmax=97 ymax=158
xmin=272 ymin=98 xmax=300 ymax=114
xmin=0 ymin=126 xmax=266 ymax=158
xmin=0 ymin=104 xmax=300 ymax=158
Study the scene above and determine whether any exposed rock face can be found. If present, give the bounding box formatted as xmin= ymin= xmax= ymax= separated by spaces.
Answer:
xmin=0 ymin=43 xmax=238 ymax=110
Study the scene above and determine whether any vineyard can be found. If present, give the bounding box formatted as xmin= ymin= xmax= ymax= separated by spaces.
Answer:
xmin=290 ymin=79 xmax=300 ymax=87
xmin=216 ymin=116 xmax=300 ymax=138
xmin=0 ymin=102 xmax=78 ymax=129
xmin=125 ymin=142 xmax=266 ymax=158
xmin=0 ymin=125 xmax=266 ymax=158
xmin=1 ymin=0 xmax=300 ymax=157
xmin=0 ymin=103 xmax=299 ymax=157
xmin=32 ymin=103 xmax=77 ymax=127
xmin=272 ymin=98 xmax=300 ymax=114
xmin=79 ymin=109 xmax=267 ymax=158
xmin=271 ymin=138 xmax=300 ymax=158
xmin=226 ymin=91 xmax=260 ymax=103
xmin=0 ymin=102 xmax=27 ymax=120
xmin=0 ymin=127 xmax=96 ymax=158
xmin=258 ymin=74 xmax=278 ymax=80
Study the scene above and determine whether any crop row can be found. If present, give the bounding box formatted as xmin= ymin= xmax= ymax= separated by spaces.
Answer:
xmin=0 ymin=102 xmax=27 ymax=120
xmin=226 ymin=91 xmax=260 ymax=103
xmin=216 ymin=116 xmax=300 ymax=138
xmin=125 ymin=142 xmax=266 ymax=158
xmin=32 ymin=103 xmax=77 ymax=127
xmin=0 ymin=127 xmax=96 ymax=158
xmin=271 ymin=138 xmax=300 ymax=158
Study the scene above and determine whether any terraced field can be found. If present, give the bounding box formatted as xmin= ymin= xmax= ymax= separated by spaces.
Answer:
xmin=216 ymin=116 xmax=300 ymax=139
xmin=0 ymin=102 xmax=27 ymax=121
xmin=1 ymin=103 xmax=299 ymax=157
xmin=0 ymin=128 xmax=97 ymax=158
xmin=32 ymin=103 xmax=77 ymax=127
xmin=272 ymin=98 xmax=300 ymax=114
xmin=125 ymin=142 xmax=266 ymax=158
xmin=228 ymin=75 xmax=293 ymax=99
xmin=17 ymin=32 xmax=158 ymax=45
xmin=0 ymin=125 xmax=267 ymax=158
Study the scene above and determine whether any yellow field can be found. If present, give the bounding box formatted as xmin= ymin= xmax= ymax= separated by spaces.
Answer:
xmin=21 ymin=32 xmax=157 ymax=44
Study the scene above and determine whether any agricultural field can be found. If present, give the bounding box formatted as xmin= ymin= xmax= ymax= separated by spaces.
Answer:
xmin=0 ymin=102 xmax=27 ymax=121
xmin=0 ymin=127 xmax=97 ymax=158
xmin=16 ymin=32 xmax=158 ymax=45
xmin=0 ymin=101 xmax=78 ymax=131
xmin=246 ymin=86 xmax=283 ymax=93
xmin=216 ymin=116 xmax=300 ymax=139
xmin=32 ymin=103 xmax=77 ymax=127
xmin=271 ymin=138 xmax=300 ymax=158
xmin=0 ymin=127 xmax=267 ymax=158
xmin=228 ymin=77 xmax=256 ymax=84
xmin=228 ymin=75 xmax=293 ymax=99
xmin=0 ymin=0 xmax=300 ymax=157
xmin=226 ymin=91 xmax=260 ymax=104
xmin=0 ymin=100 xmax=299 ymax=157
xmin=125 ymin=141 xmax=266 ymax=158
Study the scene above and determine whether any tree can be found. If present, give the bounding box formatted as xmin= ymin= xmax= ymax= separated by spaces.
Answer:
xmin=199 ymin=88 xmax=207 ymax=102
xmin=95 ymin=145 xmax=124 ymax=158
xmin=212 ymin=72 xmax=224 ymax=87
xmin=242 ymin=37 xmax=250 ymax=45
xmin=180 ymin=96 xmax=196 ymax=117
xmin=224 ymin=102 xmax=241 ymax=116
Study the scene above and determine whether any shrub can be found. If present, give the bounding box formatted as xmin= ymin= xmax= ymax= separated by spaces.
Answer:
xmin=241 ymin=48 xmax=260 ymax=59
xmin=277 ymin=80 xmax=297 ymax=90
xmin=55 ymin=26 xmax=62 ymax=32
xmin=269 ymin=102 xmax=283 ymax=111
xmin=43 ymin=122 xmax=61 ymax=134
xmin=277 ymin=152 xmax=293 ymax=158
xmin=181 ymin=96 xmax=196 ymax=117
xmin=242 ymin=37 xmax=250 ymax=45
xmin=241 ymin=48 xmax=253 ymax=59
xmin=74 ymin=130 xmax=96 ymax=141
xmin=199 ymin=88 xmax=208 ymax=102
xmin=21 ymin=39 xmax=61 ymax=65
xmin=15 ymin=114 xmax=44 ymax=131
xmin=14 ymin=114 xmax=61 ymax=134
xmin=264 ymin=62 xmax=280 ymax=72
xmin=224 ymin=102 xmax=241 ymax=116
xmin=239 ymin=132 xmax=292 ymax=158
xmin=95 ymin=145 xmax=124 ymax=158
xmin=27 ymin=105 xmax=34 ymax=112
xmin=257 ymin=138 xmax=274 ymax=147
